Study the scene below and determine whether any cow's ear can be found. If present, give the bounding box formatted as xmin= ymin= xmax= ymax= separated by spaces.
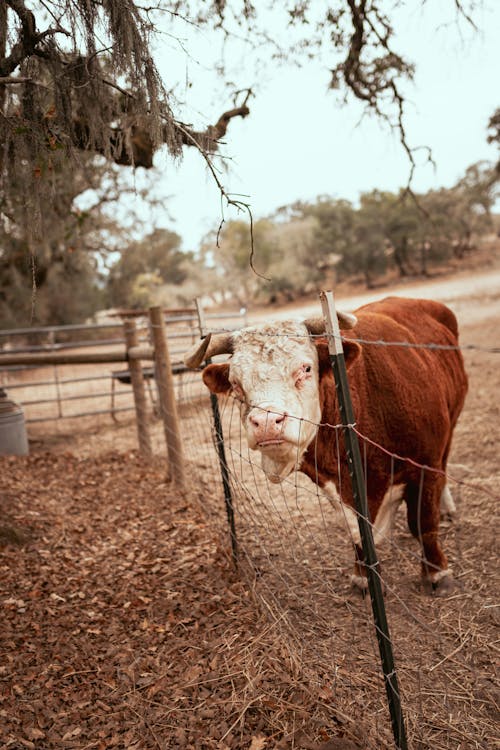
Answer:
xmin=315 ymin=339 xmax=362 ymax=376
xmin=202 ymin=363 xmax=231 ymax=394
xmin=343 ymin=338 xmax=362 ymax=369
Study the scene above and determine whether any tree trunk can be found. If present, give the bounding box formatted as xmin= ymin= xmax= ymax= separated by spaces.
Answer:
xmin=393 ymin=237 xmax=410 ymax=277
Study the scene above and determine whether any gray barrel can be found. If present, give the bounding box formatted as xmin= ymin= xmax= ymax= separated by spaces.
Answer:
xmin=0 ymin=388 xmax=29 ymax=456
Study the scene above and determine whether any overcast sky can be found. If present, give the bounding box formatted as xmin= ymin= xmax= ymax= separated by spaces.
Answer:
xmin=135 ymin=2 xmax=500 ymax=252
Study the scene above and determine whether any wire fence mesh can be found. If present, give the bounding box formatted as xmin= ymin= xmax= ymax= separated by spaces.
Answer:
xmin=1 ymin=305 xmax=498 ymax=749
xmin=173 ymin=314 xmax=499 ymax=750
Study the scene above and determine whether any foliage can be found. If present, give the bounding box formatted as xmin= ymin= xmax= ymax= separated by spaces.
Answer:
xmin=487 ymin=107 xmax=500 ymax=173
xmin=0 ymin=1 xmax=485 ymax=232
xmin=0 ymin=0 xmax=251 ymax=323
xmin=0 ymin=156 xmax=112 ymax=326
xmin=0 ymin=0 xmax=251 ymax=178
xmin=207 ymin=160 xmax=499 ymax=300
xmin=0 ymin=1 xmax=497 ymax=319
xmin=200 ymin=219 xmax=277 ymax=307
xmin=106 ymin=228 xmax=192 ymax=309
xmin=0 ymin=148 xmax=157 ymax=326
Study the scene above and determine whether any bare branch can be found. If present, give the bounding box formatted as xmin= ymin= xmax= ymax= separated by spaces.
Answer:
xmin=0 ymin=75 xmax=33 ymax=84
xmin=454 ymin=0 xmax=478 ymax=30
xmin=1 ymin=0 xmax=69 ymax=77
xmin=177 ymin=99 xmax=250 ymax=152
xmin=174 ymin=118 xmax=269 ymax=280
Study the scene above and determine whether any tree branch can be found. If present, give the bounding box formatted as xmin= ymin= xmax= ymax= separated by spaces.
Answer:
xmin=176 ymin=100 xmax=250 ymax=153
xmin=1 ymin=0 xmax=69 ymax=77
xmin=173 ymin=118 xmax=269 ymax=281
xmin=0 ymin=75 xmax=33 ymax=84
xmin=68 ymin=97 xmax=250 ymax=169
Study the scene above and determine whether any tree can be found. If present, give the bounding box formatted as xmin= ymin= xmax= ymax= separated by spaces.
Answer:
xmin=0 ymin=0 xmax=492 ymax=316
xmin=202 ymin=219 xmax=277 ymax=307
xmin=290 ymin=198 xmax=357 ymax=270
xmin=263 ymin=216 xmax=320 ymax=302
xmin=1 ymin=2 xmax=482 ymax=199
xmin=107 ymin=228 xmax=191 ymax=309
xmin=0 ymin=0 xmax=252 ymax=316
xmin=0 ymin=1 xmax=251 ymax=170
xmin=487 ymin=108 xmax=500 ymax=174
xmin=344 ymin=191 xmax=388 ymax=287
xmin=0 ymin=139 xmax=165 ymax=326
xmin=0 ymin=152 xmax=130 ymax=326
xmin=411 ymin=161 xmax=498 ymax=266
xmin=447 ymin=161 xmax=499 ymax=254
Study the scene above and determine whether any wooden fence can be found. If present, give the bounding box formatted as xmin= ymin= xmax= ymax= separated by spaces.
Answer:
xmin=0 ymin=305 xmax=247 ymax=486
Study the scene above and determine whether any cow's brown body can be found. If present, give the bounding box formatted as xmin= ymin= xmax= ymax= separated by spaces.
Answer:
xmin=185 ymin=296 xmax=468 ymax=591
xmin=301 ymin=297 xmax=468 ymax=587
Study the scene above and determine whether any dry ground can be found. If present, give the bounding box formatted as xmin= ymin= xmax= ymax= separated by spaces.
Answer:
xmin=1 ymin=265 xmax=499 ymax=749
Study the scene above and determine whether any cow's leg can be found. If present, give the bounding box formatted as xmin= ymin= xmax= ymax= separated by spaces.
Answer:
xmin=440 ymin=483 xmax=457 ymax=518
xmin=321 ymin=482 xmax=394 ymax=592
xmin=321 ymin=482 xmax=368 ymax=591
xmin=352 ymin=542 xmax=370 ymax=593
xmin=372 ymin=484 xmax=404 ymax=544
xmin=351 ymin=491 xmax=397 ymax=594
xmin=404 ymin=476 xmax=453 ymax=594
xmin=439 ymin=430 xmax=457 ymax=519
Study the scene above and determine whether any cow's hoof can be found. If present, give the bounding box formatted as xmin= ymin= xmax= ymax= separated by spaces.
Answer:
xmin=440 ymin=511 xmax=455 ymax=522
xmin=349 ymin=573 xmax=387 ymax=597
xmin=423 ymin=571 xmax=457 ymax=596
xmin=349 ymin=573 xmax=369 ymax=596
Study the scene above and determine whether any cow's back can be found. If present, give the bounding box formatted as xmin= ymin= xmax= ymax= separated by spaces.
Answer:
xmin=355 ymin=296 xmax=459 ymax=341
xmin=308 ymin=297 xmax=468 ymax=492
xmin=351 ymin=297 xmax=466 ymax=410
xmin=349 ymin=296 xmax=468 ymax=442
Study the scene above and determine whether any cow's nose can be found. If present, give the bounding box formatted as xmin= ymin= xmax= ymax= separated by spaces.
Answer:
xmin=249 ymin=409 xmax=287 ymax=430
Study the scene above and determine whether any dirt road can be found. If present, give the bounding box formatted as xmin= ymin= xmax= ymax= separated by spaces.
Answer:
xmin=249 ymin=266 xmax=500 ymax=327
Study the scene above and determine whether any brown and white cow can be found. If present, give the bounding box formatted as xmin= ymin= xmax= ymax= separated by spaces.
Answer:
xmin=184 ymin=297 xmax=468 ymax=593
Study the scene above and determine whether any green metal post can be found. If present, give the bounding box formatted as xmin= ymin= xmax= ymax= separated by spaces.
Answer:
xmin=320 ymin=290 xmax=407 ymax=750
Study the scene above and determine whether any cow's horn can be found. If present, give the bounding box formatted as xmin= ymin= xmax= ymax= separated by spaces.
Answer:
xmin=304 ymin=310 xmax=357 ymax=335
xmin=183 ymin=332 xmax=234 ymax=369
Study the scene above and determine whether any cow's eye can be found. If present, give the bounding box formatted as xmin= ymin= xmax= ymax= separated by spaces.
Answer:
xmin=294 ymin=363 xmax=313 ymax=388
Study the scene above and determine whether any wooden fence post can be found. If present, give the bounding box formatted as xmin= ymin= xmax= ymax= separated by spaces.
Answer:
xmin=149 ymin=306 xmax=186 ymax=489
xmin=123 ymin=319 xmax=152 ymax=459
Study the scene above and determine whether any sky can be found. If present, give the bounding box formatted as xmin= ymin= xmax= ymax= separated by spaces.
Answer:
xmin=133 ymin=2 xmax=500 ymax=252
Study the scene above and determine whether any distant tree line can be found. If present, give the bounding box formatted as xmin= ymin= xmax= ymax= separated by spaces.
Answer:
xmin=105 ymin=158 xmax=499 ymax=311
xmin=196 ymin=159 xmax=499 ymax=306
xmin=1 ymin=157 xmax=498 ymax=326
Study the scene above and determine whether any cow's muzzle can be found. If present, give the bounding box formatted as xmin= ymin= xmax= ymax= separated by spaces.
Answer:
xmin=248 ymin=407 xmax=288 ymax=447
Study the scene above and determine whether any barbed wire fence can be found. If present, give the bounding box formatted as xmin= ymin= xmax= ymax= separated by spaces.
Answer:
xmin=1 ymin=298 xmax=499 ymax=748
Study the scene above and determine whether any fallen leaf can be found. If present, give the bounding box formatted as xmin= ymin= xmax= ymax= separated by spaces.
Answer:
xmin=249 ymin=735 xmax=267 ymax=750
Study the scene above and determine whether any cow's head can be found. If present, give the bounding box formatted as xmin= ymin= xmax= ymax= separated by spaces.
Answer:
xmin=184 ymin=312 xmax=359 ymax=483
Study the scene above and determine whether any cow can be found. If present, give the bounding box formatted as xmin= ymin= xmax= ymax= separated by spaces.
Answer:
xmin=184 ymin=297 xmax=468 ymax=594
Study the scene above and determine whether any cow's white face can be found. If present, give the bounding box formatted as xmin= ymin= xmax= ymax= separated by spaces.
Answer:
xmin=204 ymin=321 xmax=322 ymax=483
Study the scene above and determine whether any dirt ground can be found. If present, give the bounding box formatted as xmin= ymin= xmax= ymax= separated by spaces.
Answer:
xmin=1 ymin=261 xmax=499 ymax=749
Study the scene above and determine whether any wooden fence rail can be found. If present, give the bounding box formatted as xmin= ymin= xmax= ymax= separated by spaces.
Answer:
xmin=0 ymin=308 xmax=193 ymax=487
xmin=1 ymin=307 xmax=247 ymax=486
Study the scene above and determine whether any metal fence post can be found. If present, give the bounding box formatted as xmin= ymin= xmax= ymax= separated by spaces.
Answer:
xmin=194 ymin=298 xmax=238 ymax=566
xmin=319 ymin=290 xmax=407 ymax=750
